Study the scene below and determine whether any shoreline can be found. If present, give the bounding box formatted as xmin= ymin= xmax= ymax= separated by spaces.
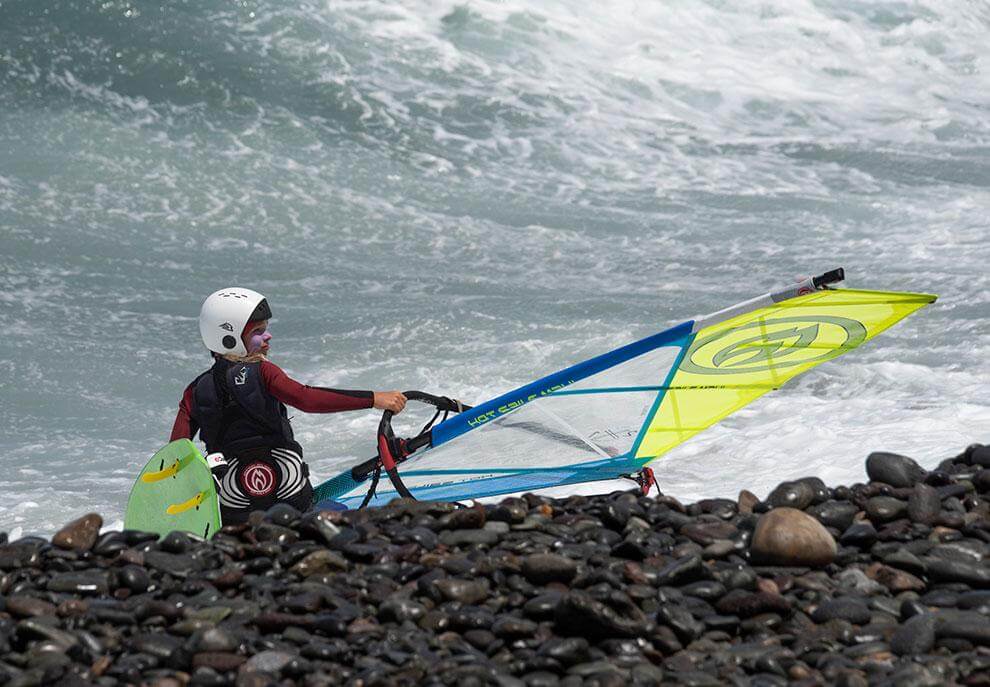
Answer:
xmin=1 ymin=445 xmax=989 ymax=685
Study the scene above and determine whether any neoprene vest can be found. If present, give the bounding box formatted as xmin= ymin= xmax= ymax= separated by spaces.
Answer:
xmin=191 ymin=359 xmax=300 ymax=456
xmin=190 ymin=359 xmax=312 ymax=523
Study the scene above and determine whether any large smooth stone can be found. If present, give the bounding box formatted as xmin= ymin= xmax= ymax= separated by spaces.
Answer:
xmin=52 ymin=513 xmax=102 ymax=552
xmin=866 ymin=452 xmax=926 ymax=488
xmin=749 ymin=507 xmax=836 ymax=567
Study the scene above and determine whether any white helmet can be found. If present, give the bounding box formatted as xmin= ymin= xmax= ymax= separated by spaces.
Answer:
xmin=199 ymin=287 xmax=272 ymax=356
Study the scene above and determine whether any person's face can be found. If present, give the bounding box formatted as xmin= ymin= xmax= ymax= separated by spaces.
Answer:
xmin=242 ymin=320 xmax=271 ymax=355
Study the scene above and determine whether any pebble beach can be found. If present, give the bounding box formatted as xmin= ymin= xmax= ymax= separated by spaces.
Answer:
xmin=1 ymin=446 xmax=990 ymax=686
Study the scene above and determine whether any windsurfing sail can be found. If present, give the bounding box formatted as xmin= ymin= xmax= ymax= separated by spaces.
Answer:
xmin=314 ymin=269 xmax=935 ymax=508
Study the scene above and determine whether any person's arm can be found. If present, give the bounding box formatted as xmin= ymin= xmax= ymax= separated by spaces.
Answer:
xmin=169 ymin=384 xmax=200 ymax=441
xmin=260 ymin=360 xmax=377 ymax=413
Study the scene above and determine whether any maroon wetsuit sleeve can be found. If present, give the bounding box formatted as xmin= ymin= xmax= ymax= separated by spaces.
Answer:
xmin=169 ymin=384 xmax=200 ymax=441
xmin=260 ymin=360 xmax=374 ymax=413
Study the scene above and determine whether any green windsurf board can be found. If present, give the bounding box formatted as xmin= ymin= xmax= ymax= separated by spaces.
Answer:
xmin=124 ymin=439 xmax=221 ymax=538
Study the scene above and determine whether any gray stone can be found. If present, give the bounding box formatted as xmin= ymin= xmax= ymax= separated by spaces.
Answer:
xmin=890 ymin=613 xmax=936 ymax=655
xmin=811 ymin=597 xmax=872 ymax=625
xmin=240 ymin=650 xmax=296 ymax=674
xmin=439 ymin=529 xmax=500 ymax=546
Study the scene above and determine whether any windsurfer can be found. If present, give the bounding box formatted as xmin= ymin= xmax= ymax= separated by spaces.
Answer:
xmin=169 ymin=287 xmax=405 ymax=524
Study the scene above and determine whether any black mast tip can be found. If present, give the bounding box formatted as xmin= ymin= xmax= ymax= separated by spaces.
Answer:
xmin=813 ymin=268 xmax=845 ymax=288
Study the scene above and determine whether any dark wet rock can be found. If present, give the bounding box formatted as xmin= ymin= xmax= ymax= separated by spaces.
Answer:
xmin=264 ymin=503 xmax=302 ymax=527
xmin=881 ymin=547 xmax=926 ymax=573
xmin=655 ymin=553 xmax=705 ymax=586
xmin=899 ymin=599 xmax=929 ymax=621
xmin=838 ymin=522 xmax=877 ymax=548
xmin=193 ymin=652 xmax=247 ymax=672
xmin=434 ymin=578 xmax=490 ymax=604
xmin=144 ymin=551 xmax=199 ymax=578
xmin=378 ymin=598 xmax=426 ymax=624
xmin=907 ymin=483 xmax=942 ymax=525
xmin=193 ymin=627 xmax=239 ymax=653
xmin=159 ymin=530 xmax=195 ymax=554
xmin=537 ymin=637 xmax=591 ymax=667
xmin=681 ymin=580 xmax=726 ymax=600
xmin=967 ymin=444 xmax=990 ymax=468
xmin=750 ymin=507 xmax=836 ymax=567
xmin=715 ymin=590 xmax=790 ymax=618
xmin=865 ymin=496 xmax=907 ymax=523
xmin=92 ymin=530 xmax=128 ymax=557
xmin=404 ymin=526 xmax=439 ymax=549
xmin=679 ymin=520 xmax=737 ymax=545
xmin=807 ymin=500 xmax=858 ymax=531
xmin=554 ymin=590 xmax=650 ymax=639
xmin=811 ymin=597 xmax=871 ymax=625
xmin=51 ymin=513 xmax=102 ymax=552
xmin=522 ymin=553 xmax=578 ymax=585
xmin=492 ymin=615 xmax=538 ymax=639
xmin=118 ymin=564 xmax=151 ymax=593
xmin=766 ymin=481 xmax=816 ymax=510
xmin=656 ymin=604 xmax=704 ymax=643
xmin=866 ymin=452 xmax=927 ymax=487
xmin=241 ymin=650 xmax=296 ymax=675
xmin=5 ymin=595 xmax=57 ymax=618
xmin=439 ymin=529 xmax=500 ymax=546
xmin=524 ymin=592 xmax=564 ymax=620
xmin=890 ymin=613 xmax=936 ymax=655
xmin=46 ymin=571 xmax=110 ymax=595
xmin=130 ymin=632 xmax=183 ymax=659
xmin=937 ymin=613 xmax=990 ymax=645
xmin=291 ymin=549 xmax=348 ymax=577
xmin=921 ymin=557 xmax=990 ymax=587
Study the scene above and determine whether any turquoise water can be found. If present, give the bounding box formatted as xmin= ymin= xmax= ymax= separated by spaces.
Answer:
xmin=2 ymin=0 xmax=989 ymax=535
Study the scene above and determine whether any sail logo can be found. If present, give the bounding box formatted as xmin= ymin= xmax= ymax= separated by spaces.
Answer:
xmin=681 ymin=315 xmax=867 ymax=375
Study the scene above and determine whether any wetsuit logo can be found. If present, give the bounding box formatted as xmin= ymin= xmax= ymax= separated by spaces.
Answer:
xmin=240 ymin=462 xmax=276 ymax=497
xmin=234 ymin=367 xmax=248 ymax=385
xmin=681 ymin=315 xmax=867 ymax=375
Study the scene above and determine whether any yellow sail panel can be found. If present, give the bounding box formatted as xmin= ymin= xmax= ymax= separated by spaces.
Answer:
xmin=634 ymin=288 xmax=936 ymax=461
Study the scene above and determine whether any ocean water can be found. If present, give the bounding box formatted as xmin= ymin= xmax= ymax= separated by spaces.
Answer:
xmin=2 ymin=0 xmax=988 ymax=537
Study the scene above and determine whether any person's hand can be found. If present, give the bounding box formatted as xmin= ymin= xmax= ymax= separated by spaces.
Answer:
xmin=373 ymin=391 xmax=407 ymax=414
